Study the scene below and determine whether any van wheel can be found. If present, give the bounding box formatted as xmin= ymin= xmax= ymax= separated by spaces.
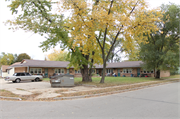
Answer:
xmin=35 ymin=78 xmax=39 ymax=82
xmin=15 ymin=79 xmax=21 ymax=83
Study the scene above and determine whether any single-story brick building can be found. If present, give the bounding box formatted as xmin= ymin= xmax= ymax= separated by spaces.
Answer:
xmin=1 ymin=59 xmax=170 ymax=78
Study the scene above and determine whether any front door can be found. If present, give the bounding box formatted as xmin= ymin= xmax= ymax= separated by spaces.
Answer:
xmin=137 ymin=68 xmax=140 ymax=77
xmin=67 ymin=69 xmax=69 ymax=74
xmin=44 ymin=69 xmax=48 ymax=78
xmin=118 ymin=69 xmax=120 ymax=77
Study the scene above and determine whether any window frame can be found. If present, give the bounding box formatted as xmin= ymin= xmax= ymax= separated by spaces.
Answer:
xmin=123 ymin=69 xmax=132 ymax=73
xmin=143 ymin=69 xmax=154 ymax=73
xmin=30 ymin=68 xmax=42 ymax=74
xmin=106 ymin=69 xmax=112 ymax=74
xmin=75 ymin=69 xmax=81 ymax=74
xmin=55 ymin=68 xmax=65 ymax=74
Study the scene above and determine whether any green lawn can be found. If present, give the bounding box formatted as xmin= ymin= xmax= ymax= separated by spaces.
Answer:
xmin=43 ymin=75 xmax=179 ymax=87
xmin=42 ymin=78 xmax=50 ymax=82
xmin=74 ymin=77 xmax=157 ymax=87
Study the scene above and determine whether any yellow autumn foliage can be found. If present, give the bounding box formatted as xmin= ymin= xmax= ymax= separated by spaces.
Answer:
xmin=57 ymin=0 xmax=162 ymax=62
xmin=46 ymin=49 xmax=69 ymax=61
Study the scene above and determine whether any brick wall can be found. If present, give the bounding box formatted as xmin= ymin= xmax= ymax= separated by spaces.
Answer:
xmin=160 ymin=70 xmax=170 ymax=77
xmin=13 ymin=67 xmax=170 ymax=78
xmin=113 ymin=69 xmax=118 ymax=75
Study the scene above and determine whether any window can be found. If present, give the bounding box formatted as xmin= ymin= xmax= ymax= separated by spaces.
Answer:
xmin=67 ymin=69 xmax=69 ymax=74
xmin=25 ymin=73 xmax=31 ymax=76
xmin=30 ymin=69 xmax=33 ymax=74
xmin=123 ymin=69 xmax=132 ymax=73
xmin=75 ymin=70 xmax=81 ymax=74
xmin=106 ymin=69 xmax=112 ymax=73
xmin=34 ymin=69 xmax=37 ymax=73
xmin=128 ymin=69 xmax=132 ymax=73
xmin=92 ymin=69 xmax=95 ymax=74
xmin=20 ymin=73 xmax=25 ymax=76
xmin=61 ymin=69 xmax=64 ymax=73
xmin=143 ymin=69 xmax=153 ymax=73
xmin=55 ymin=69 xmax=58 ymax=73
xmin=30 ymin=68 xmax=42 ymax=74
xmin=55 ymin=68 xmax=64 ymax=74
xmin=123 ymin=69 xmax=126 ymax=73
xmin=38 ymin=69 xmax=41 ymax=74
xmin=16 ymin=73 xmax=21 ymax=76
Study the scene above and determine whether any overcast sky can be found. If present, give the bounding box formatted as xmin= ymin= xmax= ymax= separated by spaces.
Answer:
xmin=0 ymin=0 xmax=179 ymax=60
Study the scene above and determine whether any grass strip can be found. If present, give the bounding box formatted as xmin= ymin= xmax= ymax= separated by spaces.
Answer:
xmin=57 ymin=79 xmax=179 ymax=98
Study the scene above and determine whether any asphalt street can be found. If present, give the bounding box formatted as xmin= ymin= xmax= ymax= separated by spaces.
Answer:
xmin=0 ymin=82 xmax=179 ymax=119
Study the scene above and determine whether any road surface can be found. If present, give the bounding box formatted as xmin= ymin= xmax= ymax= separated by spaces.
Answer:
xmin=0 ymin=82 xmax=179 ymax=119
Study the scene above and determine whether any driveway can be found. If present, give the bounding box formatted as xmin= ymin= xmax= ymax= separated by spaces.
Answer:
xmin=0 ymin=82 xmax=179 ymax=119
xmin=0 ymin=78 xmax=99 ymax=98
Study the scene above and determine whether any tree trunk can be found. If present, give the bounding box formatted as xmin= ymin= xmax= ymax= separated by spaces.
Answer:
xmin=88 ymin=67 xmax=93 ymax=82
xmin=88 ymin=51 xmax=95 ymax=82
xmin=100 ymin=62 xmax=106 ymax=83
xmin=155 ymin=70 xmax=160 ymax=79
xmin=80 ymin=54 xmax=92 ymax=82
xmin=81 ymin=65 xmax=90 ymax=82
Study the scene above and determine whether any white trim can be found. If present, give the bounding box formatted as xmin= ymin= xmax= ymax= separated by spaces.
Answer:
xmin=123 ymin=69 xmax=132 ymax=73
xmin=30 ymin=68 xmax=42 ymax=74
xmin=143 ymin=69 xmax=154 ymax=73
xmin=106 ymin=69 xmax=112 ymax=73
xmin=55 ymin=68 xmax=64 ymax=74
xmin=75 ymin=70 xmax=81 ymax=74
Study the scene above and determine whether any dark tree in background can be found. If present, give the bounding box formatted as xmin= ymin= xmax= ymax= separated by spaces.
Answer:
xmin=139 ymin=3 xmax=180 ymax=78
xmin=16 ymin=53 xmax=31 ymax=62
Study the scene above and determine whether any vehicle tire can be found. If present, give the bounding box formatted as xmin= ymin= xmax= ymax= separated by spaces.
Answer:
xmin=15 ymin=78 xmax=21 ymax=83
xmin=12 ymin=81 xmax=16 ymax=83
xmin=35 ymin=78 xmax=39 ymax=82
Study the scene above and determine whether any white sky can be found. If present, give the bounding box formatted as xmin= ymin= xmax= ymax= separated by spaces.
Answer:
xmin=0 ymin=0 xmax=179 ymax=60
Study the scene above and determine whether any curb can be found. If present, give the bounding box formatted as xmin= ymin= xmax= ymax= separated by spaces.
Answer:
xmin=0 ymin=96 xmax=22 ymax=101
xmin=53 ymin=81 xmax=174 ymax=100
xmin=76 ymin=84 xmax=97 ymax=87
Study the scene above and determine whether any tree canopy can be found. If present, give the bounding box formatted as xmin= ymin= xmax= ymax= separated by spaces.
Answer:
xmin=16 ymin=53 xmax=31 ymax=62
xmin=139 ymin=3 xmax=180 ymax=78
xmin=58 ymin=0 xmax=162 ymax=82
xmin=0 ymin=52 xmax=16 ymax=66
xmin=6 ymin=0 xmax=162 ymax=83
xmin=46 ymin=49 xmax=69 ymax=61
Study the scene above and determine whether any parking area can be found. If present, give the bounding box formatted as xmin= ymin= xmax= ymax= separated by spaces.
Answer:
xmin=0 ymin=78 xmax=98 ymax=99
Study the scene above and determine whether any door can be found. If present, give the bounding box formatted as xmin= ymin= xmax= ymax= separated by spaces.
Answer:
xmin=96 ymin=70 xmax=99 ymax=74
xmin=118 ymin=69 xmax=121 ymax=77
xmin=44 ymin=69 xmax=48 ymax=78
xmin=67 ymin=69 xmax=69 ymax=74
xmin=25 ymin=73 xmax=31 ymax=80
xmin=137 ymin=68 xmax=140 ymax=77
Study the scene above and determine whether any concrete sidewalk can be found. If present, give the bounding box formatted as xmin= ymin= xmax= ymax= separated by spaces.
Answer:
xmin=0 ymin=78 xmax=179 ymax=100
